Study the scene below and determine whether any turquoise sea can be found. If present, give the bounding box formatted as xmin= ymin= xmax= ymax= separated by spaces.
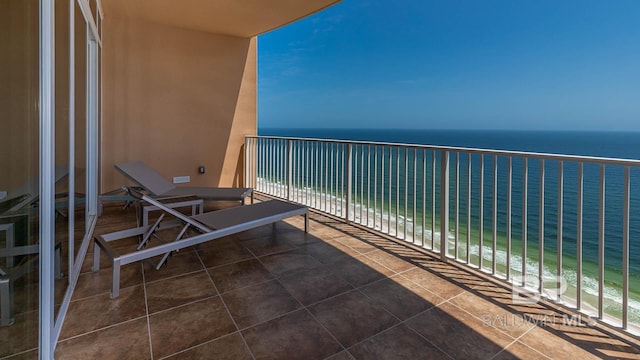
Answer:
xmin=259 ymin=128 xmax=640 ymax=324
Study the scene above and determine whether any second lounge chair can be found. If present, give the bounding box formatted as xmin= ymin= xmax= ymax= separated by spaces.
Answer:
xmin=114 ymin=160 xmax=253 ymax=204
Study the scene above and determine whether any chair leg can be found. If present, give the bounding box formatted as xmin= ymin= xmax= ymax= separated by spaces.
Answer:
xmin=97 ymin=196 xmax=103 ymax=217
xmin=1 ymin=223 xmax=15 ymax=268
xmin=55 ymin=245 xmax=63 ymax=279
xmin=0 ymin=277 xmax=14 ymax=326
xmin=154 ymin=224 xmax=189 ymax=270
xmin=93 ymin=237 xmax=102 ymax=272
xmin=137 ymin=214 xmax=164 ymax=251
xmin=111 ymin=259 xmax=121 ymax=299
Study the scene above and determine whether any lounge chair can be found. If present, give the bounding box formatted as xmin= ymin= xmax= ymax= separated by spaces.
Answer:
xmin=110 ymin=161 xmax=253 ymax=225
xmin=0 ymin=240 xmax=62 ymax=326
xmin=0 ymin=167 xmax=68 ymax=326
xmin=93 ymin=187 xmax=308 ymax=298
xmin=114 ymin=161 xmax=253 ymax=204
xmin=1 ymin=165 xmax=69 ymax=214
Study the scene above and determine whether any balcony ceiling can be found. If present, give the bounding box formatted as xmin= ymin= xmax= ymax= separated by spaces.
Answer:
xmin=102 ymin=0 xmax=341 ymax=37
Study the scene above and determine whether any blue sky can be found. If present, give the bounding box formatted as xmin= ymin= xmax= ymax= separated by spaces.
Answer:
xmin=258 ymin=0 xmax=640 ymax=130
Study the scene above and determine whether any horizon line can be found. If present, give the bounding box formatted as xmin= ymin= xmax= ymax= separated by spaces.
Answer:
xmin=258 ymin=127 xmax=640 ymax=133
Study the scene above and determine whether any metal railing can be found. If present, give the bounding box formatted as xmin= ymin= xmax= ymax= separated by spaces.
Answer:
xmin=245 ymin=135 xmax=640 ymax=331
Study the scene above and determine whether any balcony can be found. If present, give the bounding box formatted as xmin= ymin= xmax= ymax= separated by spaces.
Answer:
xmin=38 ymin=194 xmax=640 ymax=359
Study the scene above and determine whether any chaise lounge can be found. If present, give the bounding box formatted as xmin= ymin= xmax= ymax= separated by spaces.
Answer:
xmin=1 ymin=168 xmax=68 ymax=326
xmin=1 ymin=165 xmax=69 ymax=214
xmin=114 ymin=160 xmax=253 ymax=204
xmin=93 ymin=187 xmax=308 ymax=298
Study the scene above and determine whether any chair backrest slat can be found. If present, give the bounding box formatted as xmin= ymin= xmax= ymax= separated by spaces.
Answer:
xmin=115 ymin=161 xmax=176 ymax=196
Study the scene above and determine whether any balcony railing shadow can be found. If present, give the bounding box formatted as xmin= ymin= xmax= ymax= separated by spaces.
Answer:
xmin=307 ymin=206 xmax=640 ymax=359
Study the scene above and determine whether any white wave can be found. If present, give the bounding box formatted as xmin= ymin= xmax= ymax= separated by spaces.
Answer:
xmin=464 ymin=242 xmax=640 ymax=323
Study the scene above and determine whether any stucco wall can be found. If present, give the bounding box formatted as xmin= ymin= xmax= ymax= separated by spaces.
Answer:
xmin=101 ymin=14 xmax=256 ymax=192
xmin=0 ymin=0 xmax=40 ymax=191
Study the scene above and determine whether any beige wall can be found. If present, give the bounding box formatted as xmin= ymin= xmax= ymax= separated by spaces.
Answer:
xmin=0 ymin=0 xmax=40 ymax=191
xmin=101 ymin=14 xmax=256 ymax=192
xmin=0 ymin=0 xmax=85 ymax=194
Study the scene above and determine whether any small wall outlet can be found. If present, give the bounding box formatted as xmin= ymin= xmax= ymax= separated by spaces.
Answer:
xmin=198 ymin=166 xmax=205 ymax=174
xmin=173 ymin=176 xmax=190 ymax=184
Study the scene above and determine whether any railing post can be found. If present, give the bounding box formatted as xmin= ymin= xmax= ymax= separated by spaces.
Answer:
xmin=244 ymin=137 xmax=250 ymax=188
xmin=287 ymin=140 xmax=293 ymax=201
xmin=622 ymin=166 xmax=630 ymax=330
xmin=440 ymin=151 xmax=450 ymax=262
xmin=346 ymin=143 xmax=353 ymax=222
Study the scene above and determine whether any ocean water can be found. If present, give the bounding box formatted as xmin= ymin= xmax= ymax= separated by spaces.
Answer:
xmin=258 ymin=128 xmax=640 ymax=324
xmin=260 ymin=128 xmax=640 ymax=159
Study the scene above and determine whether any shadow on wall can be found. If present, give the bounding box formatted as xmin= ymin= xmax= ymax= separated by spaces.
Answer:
xmin=233 ymin=143 xmax=246 ymax=188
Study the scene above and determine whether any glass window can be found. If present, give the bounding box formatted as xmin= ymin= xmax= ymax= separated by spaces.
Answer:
xmin=0 ymin=0 xmax=41 ymax=356
xmin=54 ymin=0 xmax=71 ymax=326
xmin=74 ymin=0 xmax=88 ymax=262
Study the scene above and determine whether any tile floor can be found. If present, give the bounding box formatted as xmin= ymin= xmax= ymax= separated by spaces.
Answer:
xmin=9 ymin=197 xmax=640 ymax=359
